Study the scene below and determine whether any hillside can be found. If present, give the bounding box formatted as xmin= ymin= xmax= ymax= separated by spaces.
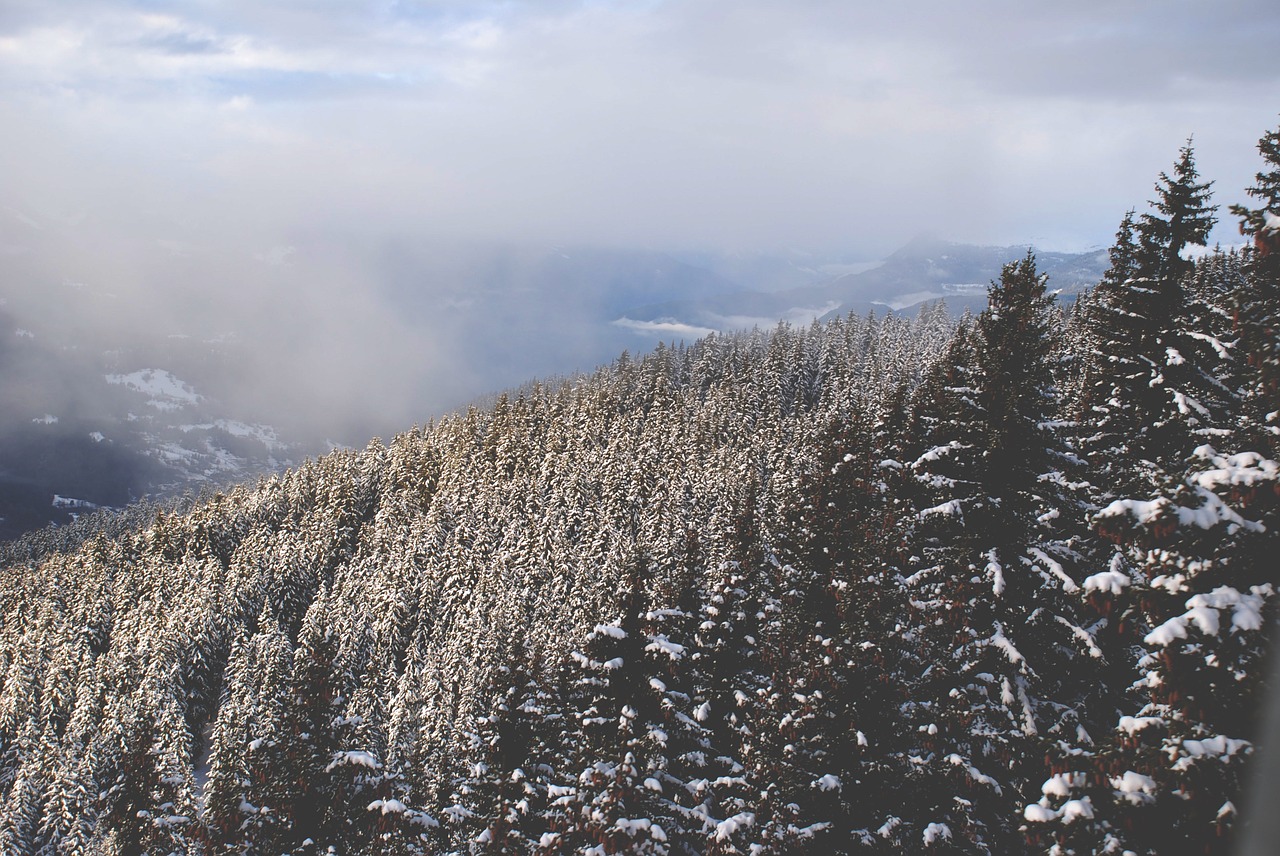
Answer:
xmin=0 ymin=231 xmax=1097 ymax=541
xmin=0 ymin=133 xmax=1277 ymax=855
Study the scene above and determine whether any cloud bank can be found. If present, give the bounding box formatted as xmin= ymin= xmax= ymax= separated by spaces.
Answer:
xmin=1 ymin=0 xmax=1276 ymax=441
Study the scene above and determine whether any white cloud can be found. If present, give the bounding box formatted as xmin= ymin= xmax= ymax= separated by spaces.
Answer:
xmin=613 ymin=318 xmax=719 ymax=340
xmin=2 ymin=1 xmax=1275 ymax=253
xmin=0 ymin=0 xmax=1276 ymax=439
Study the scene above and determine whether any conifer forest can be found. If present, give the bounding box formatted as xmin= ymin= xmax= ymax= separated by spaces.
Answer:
xmin=1 ymin=124 xmax=1279 ymax=856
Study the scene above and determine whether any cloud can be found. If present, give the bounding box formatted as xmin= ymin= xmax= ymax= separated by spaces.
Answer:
xmin=0 ymin=0 xmax=1276 ymax=442
xmin=613 ymin=318 xmax=720 ymax=340
xmin=2 ymin=2 xmax=1275 ymax=252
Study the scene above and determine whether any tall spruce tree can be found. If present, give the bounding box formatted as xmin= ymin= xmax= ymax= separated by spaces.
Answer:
xmin=1079 ymin=143 xmax=1228 ymax=498
xmin=1137 ymin=138 xmax=1218 ymax=284
xmin=888 ymin=254 xmax=1098 ymax=852
xmin=1230 ymin=119 xmax=1280 ymax=445
xmin=1028 ymin=128 xmax=1278 ymax=856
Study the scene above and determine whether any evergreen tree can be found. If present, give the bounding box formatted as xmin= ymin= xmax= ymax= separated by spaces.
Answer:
xmin=893 ymin=254 xmax=1100 ymax=852
xmin=1229 ymin=118 xmax=1280 ymax=445
xmin=1079 ymin=143 xmax=1229 ymax=497
xmin=1136 ymin=138 xmax=1218 ymax=284
xmin=1027 ymin=128 xmax=1280 ymax=856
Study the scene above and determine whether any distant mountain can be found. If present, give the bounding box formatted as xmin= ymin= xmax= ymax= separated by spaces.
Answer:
xmin=615 ymin=236 xmax=1110 ymax=335
xmin=0 ymin=297 xmax=306 ymax=539
xmin=0 ymin=231 xmax=1105 ymax=540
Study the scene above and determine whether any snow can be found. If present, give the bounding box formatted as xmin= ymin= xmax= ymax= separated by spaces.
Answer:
xmin=877 ymin=817 xmax=901 ymax=838
xmin=947 ymin=755 xmax=1001 ymax=793
xmin=52 ymin=495 xmax=98 ymax=510
xmin=1171 ymin=391 xmax=1210 ymax=418
xmin=615 ymin=818 xmax=654 ymax=836
xmin=920 ymin=499 xmax=963 ymax=519
xmin=922 ymin=822 xmax=952 ymax=844
xmin=1097 ymin=485 xmax=1262 ymax=535
xmin=593 ymin=623 xmax=626 ymax=639
xmin=1023 ymin=804 xmax=1057 ymax=823
xmin=694 ymin=701 xmax=711 ymax=721
xmin=89 ymin=431 xmax=106 ymax=442
xmin=1041 ymin=773 xmax=1075 ymax=798
xmin=1029 ymin=547 xmax=1078 ymax=593
xmin=105 ymin=368 xmax=202 ymax=410
xmin=1146 ymin=586 xmax=1272 ymax=646
xmin=1190 ymin=446 xmax=1280 ymax=491
xmin=645 ymin=635 xmax=686 ymax=660
xmin=1185 ymin=602 xmax=1220 ymax=636
xmin=986 ymin=550 xmax=1005 ymax=597
xmin=325 ymin=750 xmax=381 ymax=771
xmin=983 ymin=624 xmax=1025 ymax=665
xmin=643 ymin=777 xmax=662 ymax=792
xmin=367 ymin=798 xmax=408 ymax=814
xmin=1060 ymin=798 xmax=1094 ymax=823
xmin=1186 ymin=331 xmax=1234 ymax=360
xmin=32 ymin=414 xmax=58 ymax=425
xmin=913 ymin=441 xmax=966 ymax=467
xmin=1144 ymin=615 xmax=1188 ymax=647
xmin=1117 ymin=715 xmax=1162 ymax=735
xmin=1112 ymin=771 xmax=1156 ymax=804
xmin=714 ymin=812 xmax=755 ymax=841
xmin=180 ymin=419 xmax=286 ymax=451
xmin=1056 ymin=616 xmax=1103 ymax=658
xmin=1083 ymin=569 xmax=1129 ymax=595
xmin=1175 ymin=734 xmax=1250 ymax=769
xmin=814 ymin=774 xmax=841 ymax=792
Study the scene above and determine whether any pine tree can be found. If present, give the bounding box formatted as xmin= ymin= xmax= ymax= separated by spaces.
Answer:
xmin=1028 ymin=139 xmax=1279 ymax=853
xmin=1229 ymin=118 xmax=1280 ymax=445
xmin=892 ymin=254 xmax=1100 ymax=852
xmin=1079 ymin=144 xmax=1229 ymax=497
xmin=1137 ymin=138 xmax=1218 ymax=285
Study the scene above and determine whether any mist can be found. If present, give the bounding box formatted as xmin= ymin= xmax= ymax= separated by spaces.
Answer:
xmin=2 ymin=0 xmax=1278 ymax=452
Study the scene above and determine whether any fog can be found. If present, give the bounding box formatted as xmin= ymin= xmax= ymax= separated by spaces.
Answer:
xmin=2 ymin=0 xmax=1278 ymax=447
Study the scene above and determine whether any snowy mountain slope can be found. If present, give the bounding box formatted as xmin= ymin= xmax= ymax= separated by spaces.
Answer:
xmin=0 ymin=302 xmax=306 ymax=539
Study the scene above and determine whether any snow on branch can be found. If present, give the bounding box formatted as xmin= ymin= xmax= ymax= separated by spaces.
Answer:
xmin=1145 ymin=585 xmax=1273 ymax=646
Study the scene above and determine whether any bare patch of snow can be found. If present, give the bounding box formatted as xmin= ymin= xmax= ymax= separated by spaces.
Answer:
xmin=106 ymin=369 xmax=202 ymax=410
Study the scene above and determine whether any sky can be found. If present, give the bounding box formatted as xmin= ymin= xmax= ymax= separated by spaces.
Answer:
xmin=1 ymin=0 xmax=1279 ymax=442
xmin=3 ymin=0 xmax=1278 ymax=256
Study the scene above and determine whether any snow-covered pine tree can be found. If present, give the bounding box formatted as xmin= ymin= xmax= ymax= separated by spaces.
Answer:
xmin=891 ymin=254 xmax=1099 ymax=852
xmin=1078 ymin=142 xmax=1227 ymax=500
xmin=448 ymin=652 xmax=563 ymax=855
xmin=1027 ymin=138 xmax=1279 ymax=855
xmin=203 ymin=609 xmax=296 ymax=853
xmin=1229 ymin=118 xmax=1280 ymax=447
xmin=539 ymin=556 xmax=681 ymax=854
